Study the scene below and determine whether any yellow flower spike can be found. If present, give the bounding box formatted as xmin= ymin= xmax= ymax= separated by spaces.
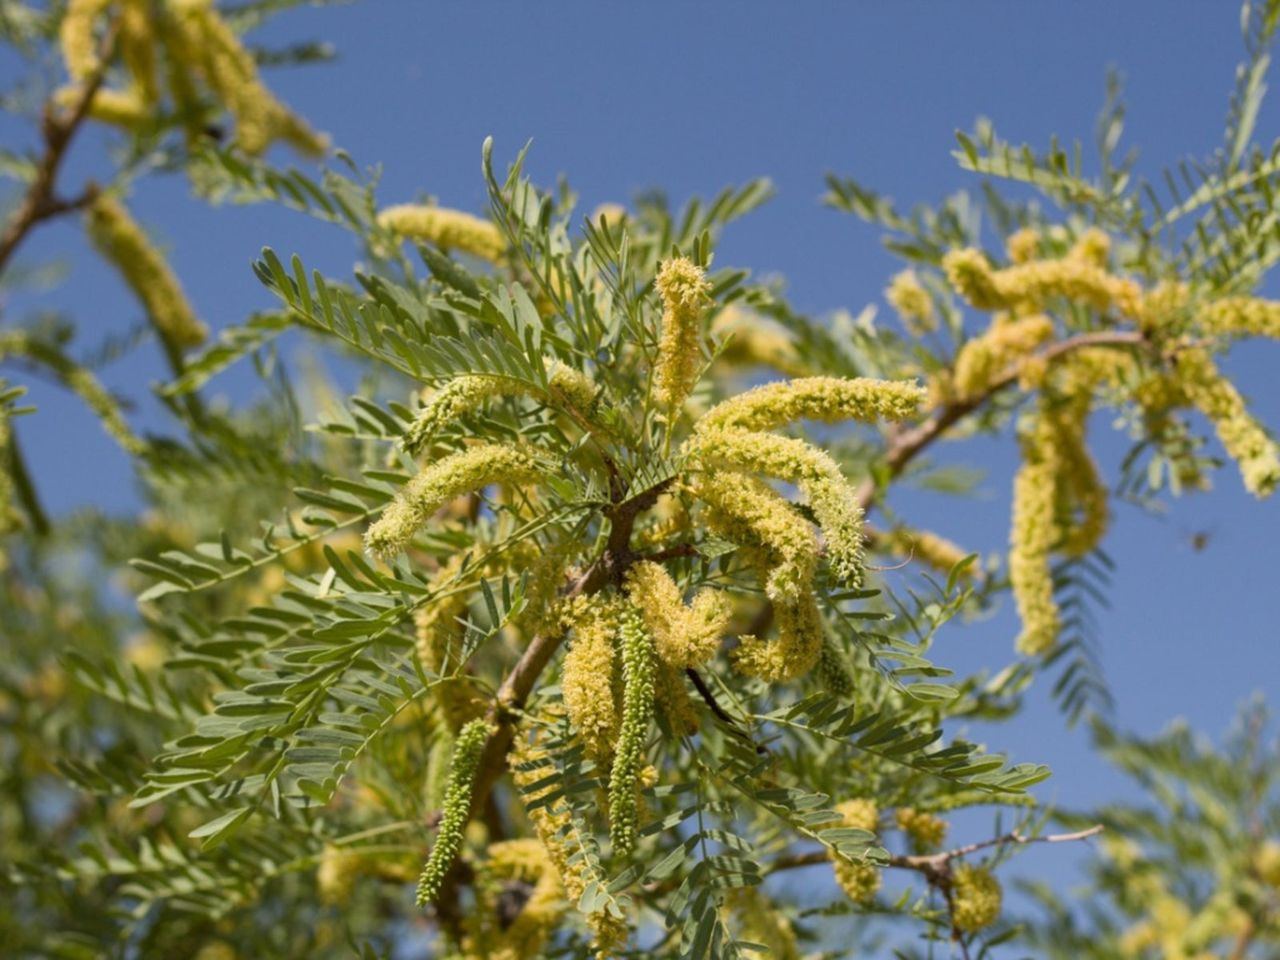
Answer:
xmin=1199 ymin=296 xmax=1280 ymax=339
xmin=415 ymin=717 xmax=491 ymax=906
xmin=696 ymin=375 xmax=925 ymax=434
xmin=608 ymin=604 xmax=656 ymax=857
xmin=465 ymin=839 xmax=565 ymax=960
xmin=711 ymin=303 xmax=810 ymax=376
xmin=1175 ymin=348 xmax=1280 ymax=497
xmin=170 ymin=0 xmax=326 ymax=157
xmin=54 ymin=85 xmax=149 ymax=129
xmin=0 ymin=332 xmax=145 ymax=456
xmin=1009 ymin=419 xmax=1062 ymax=656
xmin=886 ymin=269 xmax=936 ymax=334
xmin=952 ymin=313 xmax=1055 ymax=400
xmin=510 ymin=727 xmax=630 ymax=955
xmin=654 ymin=661 xmax=700 ymax=736
xmin=950 ymin=864 xmax=1002 ymax=933
xmin=589 ymin=202 xmax=628 ymax=229
xmin=691 ymin=472 xmax=818 ymax=604
xmin=1043 ymin=392 xmax=1109 ymax=558
xmin=364 ymin=443 xmax=544 ymax=558
xmin=316 ymin=843 xmax=359 ymax=904
xmin=118 ymin=0 xmax=158 ymax=103
xmin=943 ymin=248 xmax=1006 ymax=310
xmin=560 ymin=596 xmax=624 ymax=762
xmin=1068 ymin=227 xmax=1112 ymax=268
xmin=1005 ymin=228 xmax=1040 ymax=265
xmin=721 ymin=887 xmax=801 ymax=960
xmin=511 ymin=544 xmax=576 ymax=639
xmin=403 ymin=360 xmax=595 ymax=455
xmin=84 ymin=194 xmax=207 ymax=352
xmin=734 ymin=589 xmax=825 ymax=683
xmin=624 ymin=560 xmax=730 ymax=669
xmin=376 ymin=204 xmax=507 ymax=263
xmin=414 ymin=557 xmax=488 ymax=730
xmin=944 ymin=245 xmax=1142 ymax=318
xmin=828 ymin=798 xmax=882 ymax=905
xmin=689 ymin=428 xmax=866 ymax=585
xmin=59 ymin=0 xmax=111 ymax=81
xmin=835 ymin=797 xmax=880 ymax=834
xmin=895 ymin=807 xmax=948 ymax=852
xmin=653 ymin=256 xmax=713 ymax=418
xmin=1254 ymin=840 xmax=1280 ymax=888
xmin=879 ymin=527 xmax=975 ymax=579
xmin=834 ymin=858 xmax=881 ymax=904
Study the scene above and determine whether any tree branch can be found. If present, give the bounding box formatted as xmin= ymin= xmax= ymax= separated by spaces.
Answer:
xmin=0 ymin=20 xmax=120 ymax=277
xmin=766 ymin=824 xmax=1105 ymax=878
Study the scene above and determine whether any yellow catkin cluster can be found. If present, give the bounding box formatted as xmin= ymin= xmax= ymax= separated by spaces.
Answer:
xmin=376 ymin=204 xmax=506 ymax=263
xmin=835 ymin=797 xmax=880 ymax=834
xmin=168 ymin=0 xmax=326 ymax=156
xmin=711 ymin=304 xmax=809 ymax=376
xmin=689 ymin=377 xmax=922 ymax=586
xmin=509 ymin=728 xmax=629 ymax=955
xmin=1043 ymin=389 xmax=1109 ymax=558
xmin=950 ymin=864 xmax=1002 ymax=932
xmin=721 ymin=887 xmax=801 ymax=960
xmin=624 ymin=560 xmax=730 ymax=669
xmin=692 ymin=474 xmax=817 ymax=605
xmin=895 ymin=807 xmax=947 ymax=852
xmin=58 ymin=0 xmax=111 ymax=80
xmin=653 ymin=256 xmax=713 ymax=417
xmin=831 ymin=798 xmax=881 ymax=905
xmin=84 ymin=194 xmax=207 ymax=352
xmin=463 ymin=839 xmax=565 ymax=960
xmin=1068 ymin=227 xmax=1111 ymax=268
xmin=951 ymin=313 xmax=1055 ymax=400
xmin=54 ymin=85 xmax=149 ymax=129
xmin=1005 ymin=228 xmax=1040 ymax=265
xmin=689 ymin=428 xmax=866 ymax=586
xmin=118 ymin=0 xmax=157 ymax=101
xmin=654 ymin=661 xmax=700 ymax=736
xmin=697 ymin=375 xmax=924 ymax=433
xmin=1173 ymin=349 xmax=1280 ymax=498
xmin=364 ymin=444 xmax=544 ymax=558
xmin=1198 ymin=296 xmax=1280 ymax=339
xmin=878 ymin=527 xmax=974 ymax=579
xmin=943 ymin=247 xmax=1142 ymax=318
xmin=560 ymin=595 xmax=624 ymax=762
xmin=886 ymin=269 xmax=936 ymax=333
xmin=415 ymin=555 xmax=488 ymax=729
xmin=1256 ymin=840 xmax=1280 ymax=888
xmin=691 ymin=475 xmax=825 ymax=682
xmin=403 ymin=362 xmax=596 ymax=455
xmin=1009 ymin=416 xmax=1063 ymax=656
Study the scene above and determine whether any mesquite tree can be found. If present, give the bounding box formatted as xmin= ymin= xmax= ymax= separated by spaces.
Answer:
xmin=1 ymin=2 xmax=1279 ymax=958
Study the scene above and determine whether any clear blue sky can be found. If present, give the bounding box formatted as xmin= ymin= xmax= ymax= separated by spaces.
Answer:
xmin=3 ymin=0 xmax=1278 ymax=924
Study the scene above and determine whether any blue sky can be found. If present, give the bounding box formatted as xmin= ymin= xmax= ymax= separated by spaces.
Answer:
xmin=3 ymin=0 xmax=1278 ymax=925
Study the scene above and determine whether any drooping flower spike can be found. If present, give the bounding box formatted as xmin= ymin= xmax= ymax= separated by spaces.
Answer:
xmin=364 ymin=443 xmax=544 ymax=558
xmin=401 ymin=361 xmax=597 ymax=456
xmin=376 ymin=204 xmax=508 ymax=263
xmin=415 ymin=717 xmax=491 ymax=906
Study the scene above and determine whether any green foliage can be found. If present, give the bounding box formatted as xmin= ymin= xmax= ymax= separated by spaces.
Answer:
xmin=3 ymin=2 xmax=1280 ymax=959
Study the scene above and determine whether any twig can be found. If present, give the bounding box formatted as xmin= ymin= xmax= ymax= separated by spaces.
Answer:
xmin=0 ymin=20 xmax=120 ymax=276
xmin=766 ymin=824 xmax=1105 ymax=877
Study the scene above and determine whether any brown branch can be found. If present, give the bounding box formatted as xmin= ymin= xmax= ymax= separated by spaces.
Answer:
xmin=853 ymin=330 xmax=1148 ymax=513
xmin=0 ymin=20 xmax=120 ymax=277
xmin=766 ymin=824 xmax=1105 ymax=878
